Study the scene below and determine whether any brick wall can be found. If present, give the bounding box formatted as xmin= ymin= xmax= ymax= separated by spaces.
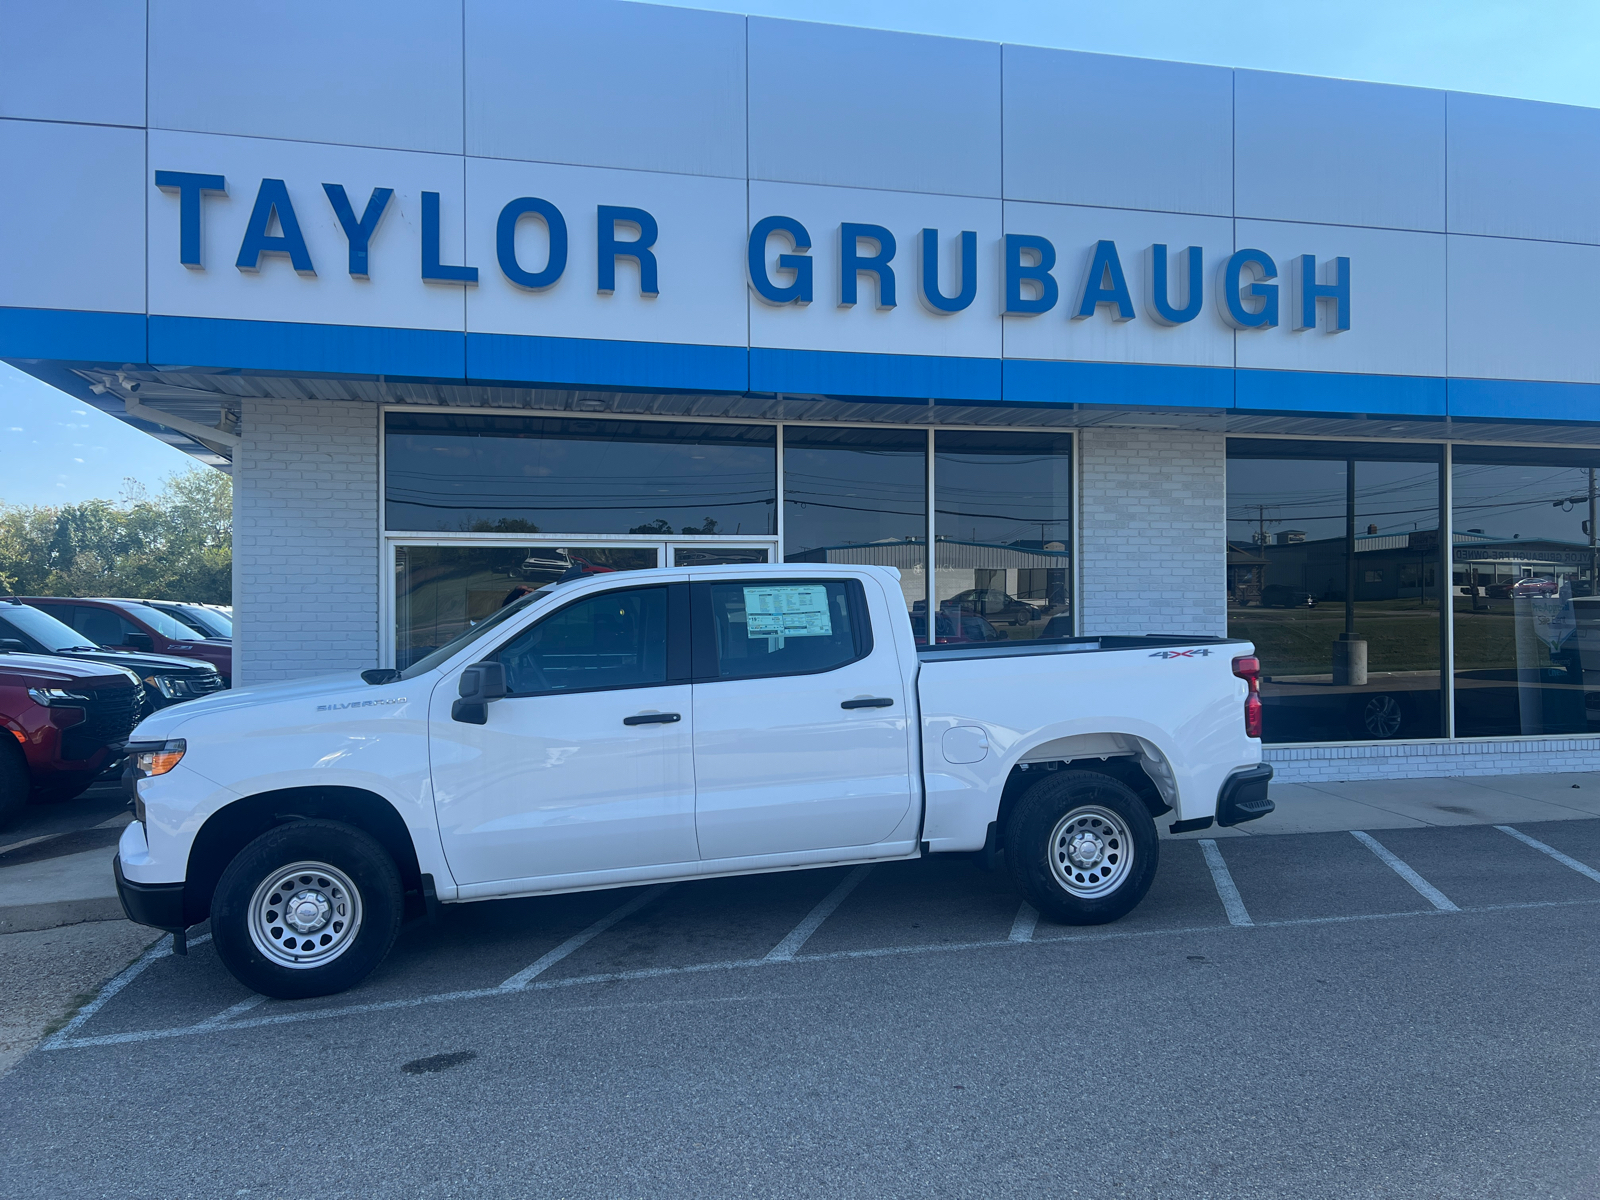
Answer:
xmin=1076 ymin=427 xmax=1226 ymax=637
xmin=1267 ymin=737 xmax=1600 ymax=782
xmin=233 ymin=397 xmax=380 ymax=685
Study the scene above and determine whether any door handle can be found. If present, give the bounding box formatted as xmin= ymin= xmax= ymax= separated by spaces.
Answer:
xmin=841 ymin=698 xmax=895 ymax=709
xmin=623 ymin=712 xmax=682 ymax=725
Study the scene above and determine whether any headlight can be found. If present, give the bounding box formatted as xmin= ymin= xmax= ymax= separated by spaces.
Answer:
xmin=143 ymin=675 xmax=190 ymax=699
xmin=131 ymin=739 xmax=186 ymax=777
xmin=28 ymin=687 xmax=91 ymax=706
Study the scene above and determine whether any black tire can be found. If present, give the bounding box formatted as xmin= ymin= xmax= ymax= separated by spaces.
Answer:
xmin=1004 ymin=770 xmax=1159 ymax=926
xmin=212 ymin=819 xmax=403 ymax=1000
xmin=0 ymin=740 xmax=29 ymax=828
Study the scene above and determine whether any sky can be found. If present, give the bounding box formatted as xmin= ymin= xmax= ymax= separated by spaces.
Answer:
xmin=5 ymin=1 xmax=1597 ymax=508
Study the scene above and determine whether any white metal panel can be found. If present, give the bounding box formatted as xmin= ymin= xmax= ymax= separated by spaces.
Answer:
xmin=1234 ymin=220 xmax=1445 ymax=378
xmin=1447 ymin=234 xmax=1600 ymax=383
xmin=747 ymin=181 xmax=1002 ymax=360
xmin=0 ymin=120 xmax=145 ymax=313
xmin=466 ymin=0 xmax=746 ymax=179
xmin=1447 ymin=91 xmax=1600 ymax=245
xmin=1235 ymin=71 xmax=1446 ymax=232
xmin=0 ymin=0 xmax=145 ymax=126
xmin=148 ymin=0 xmax=464 ymax=154
xmin=1002 ymin=46 xmax=1232 ymax=216
xmin=466 ymin=157 xmax=748 ymax=347
xmin=147 ymin=131 xmax=469 ymax=331
xmin=747 ymin=17 xmax=1001 ymax=198
xmin=1001 ymin=201 xmax=1235 ymax=368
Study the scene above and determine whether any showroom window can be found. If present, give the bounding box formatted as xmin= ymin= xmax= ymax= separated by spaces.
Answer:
xmin=386 ymin=412 xmax=1075 ymax=665
xmin=934 ymin=431 xmax=1073 ymax=643
xmin=1453 ymin=447 xmax=1600 ymax=738
xmin=1227 ymin=440 xmax=1445 ymax=744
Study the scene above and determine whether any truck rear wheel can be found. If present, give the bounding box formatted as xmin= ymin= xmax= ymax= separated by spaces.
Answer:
xmin=1004 ymin=770 xmax=1159 ymax=925
xmin=212 ymin=820 xmax=402 ymax=999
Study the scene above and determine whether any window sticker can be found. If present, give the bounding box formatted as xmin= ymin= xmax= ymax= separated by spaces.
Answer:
xmin=743 ymin=585 xmax=832 ymax=649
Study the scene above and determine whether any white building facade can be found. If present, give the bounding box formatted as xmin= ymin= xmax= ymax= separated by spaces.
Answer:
xmin=6 ymin=1 xmax=1600 ymax=780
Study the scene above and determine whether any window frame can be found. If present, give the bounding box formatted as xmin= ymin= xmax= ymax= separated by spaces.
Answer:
xmin=484 ymin=582 xmax=691 ymax=699
xmin=689 ymin=577 xmax=875 ymax=685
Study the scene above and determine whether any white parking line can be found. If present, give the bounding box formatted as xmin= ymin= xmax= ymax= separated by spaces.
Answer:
xmin=499 ymin=885 xmax=672 ymax=990
xmin=48 ymin=895 xmax=1600 ymax=1053
xmin=1008 ymin=903 xmax=1039 ymax=943
xmin=764 ymin=865 xmax=872 ymax=962
xmin=1199 ymin=839 xmax=1253 ymax=927
xmin=1496 ymin=825 xmax=1600 ymax=884
xmin=192 ymin=994 xmax=268 ymax=1030
xmin=1350 ymin=831 xmax=1459 ymax=911
xmin=39 ymin=932 xmax=210 ymax=1050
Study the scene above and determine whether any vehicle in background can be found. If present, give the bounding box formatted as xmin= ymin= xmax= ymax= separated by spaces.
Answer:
xmin=910 ymin=607 xmax=1006 ymax=644
xmin=0 ymin=652 xmax=144 ymax=824
xmin=146 ymin=601 xmax=232 ymax=641
xmin=1507 ymin=577 xmax=1561 ymax=599
xmin=116 ymin=564 xmax=1270 ymax=998
xmin=937 ymin=588 xmax=1048 ymax=626
xmin=0 ymin=600 xmax=224 ymax=712
xmin=519 ymin=549 xmax=618 ymax=585
xmin=1259 ymin=585 xmax=1318 ymax=609
xmin=22 ymin=597 xmax=232 ymax=686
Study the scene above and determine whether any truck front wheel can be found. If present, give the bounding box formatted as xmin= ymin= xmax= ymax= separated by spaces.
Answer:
xmin=1004 ymin=771 xmax=1159 ymax=925
xmin=212 ymin=820 xmax=403 ymax=999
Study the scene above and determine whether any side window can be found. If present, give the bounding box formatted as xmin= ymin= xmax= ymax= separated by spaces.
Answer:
xmin=490 ymin=586 xmax=669 ymax=695
xmin=73 ymin=606 xmax=127 ymax=647
xmin=703 ymin=580 xmax=867 ymax=681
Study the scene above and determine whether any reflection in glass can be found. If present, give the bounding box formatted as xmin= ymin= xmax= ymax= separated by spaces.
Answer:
xmin=672 ymin=546 xmax=770 ymax=567
xmin=1453 ymin=451 xmax=1600 ymax=737
xmin=385 ymin=414 xmax=776 ymax=535
xmin=1226 ymin=442 xmax=1443 ymax=744
xmin=394 ymin=545 xmax=657 ymax=668
xmin=933 ymin=431 xmax=1072 ymax=644
xmin=782 ymin=427 xmax=926 ymax=616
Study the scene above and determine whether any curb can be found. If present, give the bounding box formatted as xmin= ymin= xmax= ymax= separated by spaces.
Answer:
xmin=0 ymin=897 xmax=127 ymax=935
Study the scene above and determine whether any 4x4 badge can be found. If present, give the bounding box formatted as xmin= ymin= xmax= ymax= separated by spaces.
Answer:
xmin=1149 ymin=649 xmax=1212 ymax=659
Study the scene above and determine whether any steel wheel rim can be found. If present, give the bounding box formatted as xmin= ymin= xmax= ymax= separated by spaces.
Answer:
xmin=246 ymin=860 xmax=363 ymax=970
xmin=1048 ymin=805 xmax=1133 ymax=899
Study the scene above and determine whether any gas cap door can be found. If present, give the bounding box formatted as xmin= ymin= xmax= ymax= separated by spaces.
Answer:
xmin=941 ymin=725 xmax=989 ymax=765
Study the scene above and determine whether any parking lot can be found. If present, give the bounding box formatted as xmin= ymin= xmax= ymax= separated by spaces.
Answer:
xmin=5 ymin=819 xmax=1600 ymax=1198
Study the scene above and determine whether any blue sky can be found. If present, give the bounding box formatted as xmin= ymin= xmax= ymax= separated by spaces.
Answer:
xmin=4 ymin=1 xmax=1595 ymax=507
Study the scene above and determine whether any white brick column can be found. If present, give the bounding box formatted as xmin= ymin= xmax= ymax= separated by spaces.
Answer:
xmin=1076 ymin=428 xmax=1226 ymax=637
xmin=233 ymin=397 xmax=380 ymax=685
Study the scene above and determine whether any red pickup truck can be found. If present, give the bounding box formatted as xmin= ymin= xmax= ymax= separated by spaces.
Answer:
xmin=0 ymin=653 xmax=145 ymax=825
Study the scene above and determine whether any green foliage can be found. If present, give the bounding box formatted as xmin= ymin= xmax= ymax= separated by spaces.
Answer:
xmin=0 ymin=469 xmax=232 ymax=602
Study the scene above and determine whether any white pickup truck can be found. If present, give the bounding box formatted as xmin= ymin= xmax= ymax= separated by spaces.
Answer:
xmin=114 ymin=565 xmax=1272 ymax=998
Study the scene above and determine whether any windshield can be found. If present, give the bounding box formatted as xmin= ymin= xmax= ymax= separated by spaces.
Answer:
xmin=127 ymin=604 xmax=201 ymax=640
xmin=397 ymin=589 xmax=551 ymax=680
xmin=181 ymin=606 xmax=232 ymax=637
xmin=0 ymin=603 xmax=98 ymax=652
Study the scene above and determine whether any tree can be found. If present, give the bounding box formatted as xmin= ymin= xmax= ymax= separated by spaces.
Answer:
xmin=0 ymin=469 xmax=232 ymax=602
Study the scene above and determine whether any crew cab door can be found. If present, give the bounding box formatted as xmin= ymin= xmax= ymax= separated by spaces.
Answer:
xmin=689 ymin=576 xmax=917 ymax=862
xmin=429 ymin=583 xmax=699 ymax=891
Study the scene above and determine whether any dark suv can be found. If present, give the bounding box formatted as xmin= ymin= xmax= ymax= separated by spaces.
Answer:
xmin=0 ymin=652 xmax=144 ymax=824
xmin=22 ymin=597 xmax=232 ymax=686
xmin=0 ymin=599 xmax=224 ymax=711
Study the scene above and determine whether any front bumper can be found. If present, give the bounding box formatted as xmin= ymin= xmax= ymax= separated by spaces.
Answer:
xmin=113 ymin=855 xmax=185 ymax=932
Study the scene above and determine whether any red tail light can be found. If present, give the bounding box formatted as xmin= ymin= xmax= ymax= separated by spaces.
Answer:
xmin=1232 ymin=655 xmax=1262 ymax=739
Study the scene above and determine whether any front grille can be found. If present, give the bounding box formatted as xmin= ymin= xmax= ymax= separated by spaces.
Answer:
xmin=188 ymin=673 xmax=225 ymax=696
xmin=61 ymin=685 xmax=143 ymax=761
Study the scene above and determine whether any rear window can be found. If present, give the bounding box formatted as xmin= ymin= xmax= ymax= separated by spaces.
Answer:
xmin=702 ymin=580 xmax=868 ymax=681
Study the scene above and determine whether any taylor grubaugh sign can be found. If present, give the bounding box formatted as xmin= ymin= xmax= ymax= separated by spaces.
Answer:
xmin=155 ymin=170 xmax=1352 ymax=334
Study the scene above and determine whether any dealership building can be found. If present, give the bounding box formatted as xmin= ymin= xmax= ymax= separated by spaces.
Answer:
xmin=6 ymin=1 xmax=1600 ymax=782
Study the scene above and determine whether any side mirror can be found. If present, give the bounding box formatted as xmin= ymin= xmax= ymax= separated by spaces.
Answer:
xmin=451 ymin=661 xmax=507 ymax=724
xmin=0 ymin=638 xmax=24 ymax=652
xmin=125 ymin=632 xmax=154 ymax=651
